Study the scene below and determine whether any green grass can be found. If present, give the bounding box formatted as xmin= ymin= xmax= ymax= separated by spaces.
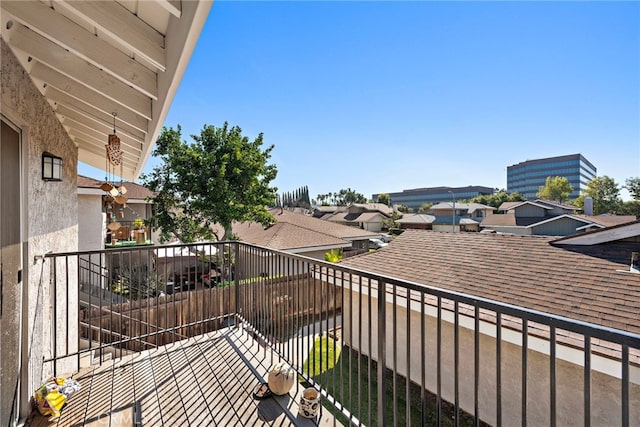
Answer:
xmin=301 ymin=336 xmax=341 ymax=377
xmin=300 ymin=337 xmax=484 ymax=426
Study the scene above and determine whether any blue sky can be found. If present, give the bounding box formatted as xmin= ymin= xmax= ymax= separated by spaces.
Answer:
xmin=83 ymin=1 xmax=640 ymax=200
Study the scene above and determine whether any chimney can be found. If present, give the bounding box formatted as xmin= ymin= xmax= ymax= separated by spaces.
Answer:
xmin=584 ymin=196 xmax=593 ymax=216
xmin=631 ymin=252 xmax=640 ymax=274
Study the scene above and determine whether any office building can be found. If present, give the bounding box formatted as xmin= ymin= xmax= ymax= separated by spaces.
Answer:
xmin=373 ymin=186 xmax=494 ymax=211
xmin=507 ymin=154 xmax=596 ymax=200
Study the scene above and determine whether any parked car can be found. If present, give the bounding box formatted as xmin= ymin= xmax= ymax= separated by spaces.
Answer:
xmin=379 ymin=233 xmax=393 ymax=243
xmin=369 ymin=238 xmax=388 ymax=250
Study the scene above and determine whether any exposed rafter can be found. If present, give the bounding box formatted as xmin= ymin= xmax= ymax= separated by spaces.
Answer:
xmin=0 ymin=0 xmax=213 ymax=181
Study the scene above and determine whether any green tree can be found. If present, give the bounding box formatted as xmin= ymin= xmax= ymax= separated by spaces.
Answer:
xmin=573 ymin=175 xmax=622 ymax=215
xmin=625 ymin=177 xmax=640 ymax=200
xmin=418 ymin=202 xmax=433 ymax=213
xmin=396 ymin=204 xmax=412 ymax=213
xmin=470 ymin=189 xmax=526 ymax=210
xmin=377 ymin=193 xmax=391 ymax=206
xmin=143 ymin=123 xmax=278 ymax=242
xmin=536 ymin=176 xmax=573 ymax=203
xmin=618 ymin=200 xmax=640 ymax=219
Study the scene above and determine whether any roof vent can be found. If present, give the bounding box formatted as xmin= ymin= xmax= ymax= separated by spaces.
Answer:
xmin=631 ymin=252 xmax=640 ymax=273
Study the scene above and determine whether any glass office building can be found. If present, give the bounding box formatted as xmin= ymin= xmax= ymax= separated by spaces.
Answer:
xmin=507 ymin=154 xmax=596 ymax=200
xmin=373 ymin=186 xmax=494 ymax=211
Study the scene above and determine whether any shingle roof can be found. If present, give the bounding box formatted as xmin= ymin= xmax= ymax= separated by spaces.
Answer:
xmin=230 ymin=208 xmax=379 ymax=251
xmin=77 ymin=175 xmax=155 ymax=200
xmin=351 ymin=203 xmax=394 ymax=215
xmin=576 ymin=214 xmax=637 ymax=228
xmin=482 ymin=212 xmax=637 ymax=230
xmin=266 ymin=209 xmax=378 ymax=239
xmin=396 ymin=214 xmax=436 ymax=224
xmin=232 ymin=221 xmax=348 ymax=251
xmin=341 ymin=229 xmax=640 ymax=333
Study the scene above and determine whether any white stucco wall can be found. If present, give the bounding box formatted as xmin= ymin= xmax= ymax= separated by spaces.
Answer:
xmin=341 ymin=285 xmax=640 ymax=426
xmin=1 ymin=38 xmax=79 ymax=420
xmin=78 ymin=194 xmax=106 ymax=252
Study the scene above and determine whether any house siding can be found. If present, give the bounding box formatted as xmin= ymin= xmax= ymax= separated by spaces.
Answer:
xmin=514 ymin=205 xmax=546 ymax=218
xmin=1 ymin=38 xmax=79 ymax=420
xmin=532 ymin=217 xmax=583 ymax=236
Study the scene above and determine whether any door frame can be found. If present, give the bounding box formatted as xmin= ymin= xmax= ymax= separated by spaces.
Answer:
xmin=0 ymin=114 xmax=27 ymax=425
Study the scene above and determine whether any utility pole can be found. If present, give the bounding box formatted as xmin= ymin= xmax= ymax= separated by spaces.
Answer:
xmin=448 ymin=190 xmax=456 ymax=233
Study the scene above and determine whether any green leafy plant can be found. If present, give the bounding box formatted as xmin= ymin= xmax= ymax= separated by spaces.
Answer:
xmin=111 ymin=264 xmax=163 ymax=300
xmin=324 ymin=248 xmax=343 ymax=263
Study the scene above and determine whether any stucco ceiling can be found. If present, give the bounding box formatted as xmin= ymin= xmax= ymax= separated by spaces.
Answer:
xmin=1 ymin=0 xmax=212 ymax=180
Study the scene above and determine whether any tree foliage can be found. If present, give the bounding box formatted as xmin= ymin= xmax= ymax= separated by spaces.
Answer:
xmin=418 ymin=203 xmax=433 ymax=213
xmin=625 ymin=177 xmax=640 ymax=200
xmin=277 ymin=186 xmax=311 ymax=209
xmin=396 ymin=204 xmax=413 ymax=213
xmin=376 ymin=193 xmax=391 ymax=206
xmin=469 ymin=189 xmax=525 ymax=210
xmin=618 ymin=200 xmax=640 ymax=219
xmin=573 ymin=175 xmax=622 ymax=215
xmin=536 ymin=176 xmax=573 ymax=203
xmin=315 ymin=188 xmax=367 ymax=206
xmin=142 ymin=123 xmax=278 ymax=242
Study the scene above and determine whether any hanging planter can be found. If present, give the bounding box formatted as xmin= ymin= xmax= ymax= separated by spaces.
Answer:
xmin=100 ymin=181 xmax=114 ymax=192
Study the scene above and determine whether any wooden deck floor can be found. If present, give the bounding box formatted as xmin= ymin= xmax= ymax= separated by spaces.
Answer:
xmin=27 ymin=328 xmax=341 ymax=427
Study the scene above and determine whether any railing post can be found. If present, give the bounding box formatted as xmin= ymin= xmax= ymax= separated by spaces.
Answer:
xmin=234 ymin=242 xmax=241 ymax=328
xmin=377 ymin=278 xmax=386 ymax=426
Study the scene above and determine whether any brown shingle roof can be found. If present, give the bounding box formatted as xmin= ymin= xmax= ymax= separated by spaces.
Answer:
xmin=78 ymin=175 xmax=155 ymax=200
xmin=232 ymin=221 xmax=348 ymax=251
xmin=229 ymin=208 xmax=379 ymax=251
xmin=396 ymin=214 xmax=436 ymax=224
xmin=575 ymin=214 xmax=637 ymax=228
xmin=341 ymin=229 xmax=640 ymax=333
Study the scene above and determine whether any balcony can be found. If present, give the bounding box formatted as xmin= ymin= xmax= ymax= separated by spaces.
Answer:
xmin=33 ymin=242 xmax=640 ymax=426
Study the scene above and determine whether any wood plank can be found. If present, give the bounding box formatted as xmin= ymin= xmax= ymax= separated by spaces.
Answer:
xmin=26 ymin=329 xmax=341 ymax=426
xmin=43 ymin=82 xmax=149 ymax=135
xmin=132 ymin=350 xmax=165 ymax=426
xmin=1 ymin=0 xmax=157 ymax=98
xmin=9 ymin=25 xmax=152 ymax=119
xmin=146 ymin=344 xmax=189 ymax=424
xmin=164 ymin=340 xmax=214 ymax=425
xmin=54 ymin=0 xmax=166 ymax=72
xmin=46 ymin=89 xmax=147 ymax=141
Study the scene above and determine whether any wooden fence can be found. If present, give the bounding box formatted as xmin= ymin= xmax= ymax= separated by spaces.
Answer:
xmin=81 ymin=272 xmax=343 ymax=352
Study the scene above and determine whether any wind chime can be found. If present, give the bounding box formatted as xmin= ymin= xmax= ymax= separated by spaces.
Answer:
xmin=103 ymin=113 xmax=128 ymax=237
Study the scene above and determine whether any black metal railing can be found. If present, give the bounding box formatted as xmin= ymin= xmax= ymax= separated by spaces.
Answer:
xmin=44 ymin=242 xmax=640 ymax=426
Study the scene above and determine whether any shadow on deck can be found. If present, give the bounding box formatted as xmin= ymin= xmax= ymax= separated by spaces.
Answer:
xmin=27 ymin=327 xmax=339 ymax=426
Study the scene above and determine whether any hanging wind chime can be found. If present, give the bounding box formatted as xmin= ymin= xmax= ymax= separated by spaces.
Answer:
xmin=104 ymin=113 xmax=128 ymax=234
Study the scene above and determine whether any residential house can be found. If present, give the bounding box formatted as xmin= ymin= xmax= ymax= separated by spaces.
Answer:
xmin=322 ymin=203 xmax=393 ymax=232
xmin=396 ymin=213 xmax=436 ymax=230
xmin=341 ymin=225 xmax=640 ymax=425
xmin=227 ymin=208 xmax=380 ymax=260
xmin=2 ymin=2 xmax=638 ymax=425
xmin=427 ymin=202 xmax=495 ymax=232
xmin=481 ymin=199 xmax=635 ymax=236
xmin=78 ymin=175 xmax=156 ymax=250
xmin=0 ymin=2 xmax=211 ymax=424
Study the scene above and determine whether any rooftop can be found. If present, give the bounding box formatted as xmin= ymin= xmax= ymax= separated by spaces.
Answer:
xmin=227 ymin=208 xmax=378 ymax=252
xmin=77 ymin=175 xmax=155 ymax=201
xmin=341 ymin=229 xmax=640 ymax=333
